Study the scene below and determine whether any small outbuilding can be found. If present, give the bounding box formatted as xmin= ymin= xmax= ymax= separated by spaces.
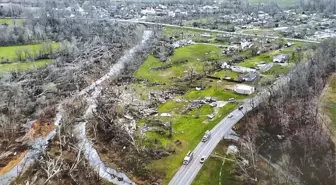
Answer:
xmin=234 ymin=84 xmax=255 ymax=95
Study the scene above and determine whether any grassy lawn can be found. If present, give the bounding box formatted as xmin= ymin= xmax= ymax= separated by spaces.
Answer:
xmin=238 ymin=53 xmax=273 ymax=68
xmin=0 ymin=42 xmax=59 ymax=62
xmin=192 ymin=141 xmax=239 ymax=185
xmin=185 ymin=87 xmax=246 ymax=101
xmin=158 ymin=100 xmax=189 ymax=113
xmin=163 ymin=26 xmax=229 ymax=45
xmin=263 ymin=64 xmax=292 ymax=76
xmin=0 ymin=59 xmax=52 ymax=74
xmin=0 ymin=18 xmax=24 ymax=25
xmin=136 ymin=44 xmax=224 ymax=84
xmin=213 ymin=70 xmax=240 ymax=79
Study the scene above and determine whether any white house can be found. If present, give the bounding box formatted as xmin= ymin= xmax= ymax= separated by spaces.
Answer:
xmin=234 ymin=84 xmax=255 ymax=95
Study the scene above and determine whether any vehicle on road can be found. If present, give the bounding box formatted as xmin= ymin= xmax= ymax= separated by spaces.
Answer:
xmin=200 ymin=156 xmax=207 ymax=164
xmin=202 ymin=130 xmax=211 ymax=142
xmin=183 ymin=151 xmax=194 ymax=165
xmin=228 ymin=113 xmax=234 ymax=118
xmin=238 ymin=105 xmax=243 ymax=110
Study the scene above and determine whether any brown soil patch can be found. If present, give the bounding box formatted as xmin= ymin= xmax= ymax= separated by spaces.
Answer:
xmin=0 ymin=120 xmax=54 ymax=175
xmin=0 ymin=151 xmax=27 ymax=175
xmin=25 ymin=120 xmax=55 ymax=141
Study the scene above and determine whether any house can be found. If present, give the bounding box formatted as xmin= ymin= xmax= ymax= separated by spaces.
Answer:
xmin=234 ymin=84 xmax=255 ymax=95
xmin=239 ymin=71 xmax=259 ymax=82
xmin=231 ymin=66 xmax=256 ymax=73
xmin=273 ymin=54 xmax=289 ymax=63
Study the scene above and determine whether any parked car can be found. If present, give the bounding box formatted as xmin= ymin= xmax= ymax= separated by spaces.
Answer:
xmin=238 ymin=105 xmax=243 ymax=110
xmin=228 ymin=98 xmax=236 ymax=103
xmin=200 ymin=156 xmax=207 ymax=164
xmin=228 ymin=113 xmax=234 ymax=118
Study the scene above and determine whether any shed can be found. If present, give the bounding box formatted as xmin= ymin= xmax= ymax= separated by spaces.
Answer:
xmin=234 ymin=84 xmax=255 ymax=95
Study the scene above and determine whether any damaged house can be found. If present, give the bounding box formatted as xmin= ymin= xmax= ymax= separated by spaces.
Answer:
xmin=273 ymin=54 xmax=289 ymax=63
xmin=239 ymin=71 xmax=259 ymax=82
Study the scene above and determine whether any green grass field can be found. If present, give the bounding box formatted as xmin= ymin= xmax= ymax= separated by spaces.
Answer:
xmin=185 ymin=88 xmax=246 ymax=101
xmin=0 ymin=18 xmax=24 ymax=25
xmin=192 ymin=141 xmax=239 ymax=185
xmin=136 ymin=44 xmax=224 ymax=84
xmin=238 ymin=53 xmax=273 ymax=68
xmin=163 ymin=26 xmax=229 ymax=45
xmin=0 ymin=42 xmax=59 ymax=62
xmin=0 ymin=59 xmax=52 ymax=74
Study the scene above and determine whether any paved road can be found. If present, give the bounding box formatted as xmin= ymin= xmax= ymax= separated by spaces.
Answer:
xmin=113 ymin=19 xmax=320 ymax=44
xmin=168 ymin=76 xmax=289 ymax=185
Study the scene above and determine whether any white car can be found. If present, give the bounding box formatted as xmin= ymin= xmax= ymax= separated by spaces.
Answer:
xmin=200 ymin=156 xmax=207 ymax=164
xmin=228 ymin=113 xmax=234 ymax=118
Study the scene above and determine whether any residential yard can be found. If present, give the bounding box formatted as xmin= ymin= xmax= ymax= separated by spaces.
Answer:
xmin=213 ymin=70 xmax=240 ymax=80
xmin=263 ymin=64 xmax=292 ymax=76
xmin=163 ymin=26 xmax=229 ymax=45
xmin=192 ymin=141 xmax=239 ymax=185
xmin=238 ymin=53 xmax=273 ymax=68
xmin=136 ymin=43 xmax=224 ymax=84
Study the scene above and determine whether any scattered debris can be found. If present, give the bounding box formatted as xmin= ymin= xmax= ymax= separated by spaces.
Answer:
xmin=226 ymin=145 xmax=239 ymax=155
